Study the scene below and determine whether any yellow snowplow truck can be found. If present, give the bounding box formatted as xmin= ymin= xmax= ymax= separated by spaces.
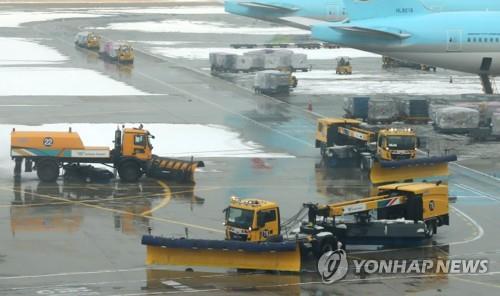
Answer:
xmin=11 ymin=126 xmax=203 ymax=183
xmin=315 ymin=118 xmax=457 ymax=184
xmin=74 ymin=31 xmax=100 ymax=50
xmin=142 ymin=182 xmax=449 ymax=272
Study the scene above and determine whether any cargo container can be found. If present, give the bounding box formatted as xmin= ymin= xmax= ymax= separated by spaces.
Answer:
xmin=401 ymin=98 xmax=430 ymax=123
xmin=433 ymin=107 xmax=479 ymax=133
xmin=367 ymin=99 xmax=399 ymax=123
xmin=211 ymin=50 xmax=308 ymax=73
xmin=234 ymin=55 xmax=264 ymax=72
xmin=291 ymin=53 xmax=308 ymax=72
xmin=209 ymin=52 xmax=237 ymax=72
xmin=263 ymin=51 xmax=292 ymax=70
xmin=254 ymin=70 xmax=291 ymax=95
xmin=344 ymin=96 xmax=370 ymax=120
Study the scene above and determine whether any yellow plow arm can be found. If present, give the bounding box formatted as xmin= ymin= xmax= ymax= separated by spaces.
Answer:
xmin=147 ymin=156 xmax=204 ymax=183
xmin=370 ymin=155 xmax=456 ymax=184
xmin=143 ymin=235 xmax=301 ymax=272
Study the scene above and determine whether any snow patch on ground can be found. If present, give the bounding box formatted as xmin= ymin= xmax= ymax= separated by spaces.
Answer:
xmin=84 ymin=6 xmax=225 ymax=15
xmin=95 ymin=20 xmax=308 ymax=35
xmin=0 ymin=37 xmax=68 ymax=65
xmin=0 ymin=11 xmax=106 ymax=28
xmin=148 ymin=47 xmax=378 ymax=60
xmin=294 ymin=71 xmax=483 ymax=95
xmin=130 ymin=41 xmax=201 ymax=46
xmin=0 ymin=67 xmax=151 ymax=96
xmin=0 ymin=123 xmax=293 ymax=159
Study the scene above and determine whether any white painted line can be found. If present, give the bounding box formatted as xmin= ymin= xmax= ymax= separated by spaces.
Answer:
xmin=0 ymin=267 xmax=146 ymax=280
xmin=454 ymin=184 xmax=498 ymax=201
xmin=449 ymin=206 xmax=485 ymax=246
xmin=456 ymin=195 xmax=493 ymax=199
xmin=0 ymin=104 xmax=57 ymax=107
xmin=451 ymin=162 xmax=500 ymax=182
xmin=106 ymin=271 xmax=500 ymax=295
xmin=134 ymin=70 xmax=314 ymax=148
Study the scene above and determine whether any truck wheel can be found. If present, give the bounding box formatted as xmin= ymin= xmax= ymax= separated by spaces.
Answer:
xmin=37 ymin=159 xmax=59 ymax=182
xmin=118 ymin=161 xmax=141 ymax=182
xmin=314 ymin=237 xmax=337 ymax=259
xmin=320 ymin=144 xmax=327 ymax=158
xmin=424 ymin=220 xmax=436 ymax=238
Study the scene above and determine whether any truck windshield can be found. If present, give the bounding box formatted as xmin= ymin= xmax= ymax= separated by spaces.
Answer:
xmin=226 ymin=207 xmax=254 ymax=229
xmin=387 ymin=136 xmax=416 ymax=150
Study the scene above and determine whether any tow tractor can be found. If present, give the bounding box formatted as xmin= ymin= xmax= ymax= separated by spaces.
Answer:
xmin=11 ymin=125 xmax=204 ymax=183
xmin=142 ymin=182 xmax=449 ymax=272
xmin=315 ymin=118 xmax=457 ymax=184
xmin=336 ymin=57 xmax=352 ymax=75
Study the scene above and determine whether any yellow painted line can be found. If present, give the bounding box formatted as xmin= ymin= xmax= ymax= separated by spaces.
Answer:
xmin=0 ymin=185 xmax=220 ymax=209
xmin=140 ymin=180 xmax=172 ymax=216
xmin=0 ymin=185 xmax=224 ymax=234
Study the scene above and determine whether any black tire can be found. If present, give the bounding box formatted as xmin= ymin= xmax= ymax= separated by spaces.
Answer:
xmin=360 ymin=157 xmax=370 ymax=175
xmin=314 ymin=237 xmax=337 ymax=259
xmin=118 ymin=161 xmax=141 ymax=182
xmin=37 ymin=159 xmax=59 ymax=182
xmin=424 ymin=220 xmax=435 ymax=238
xmin=320 ymin=144 xmax=327 ymax=158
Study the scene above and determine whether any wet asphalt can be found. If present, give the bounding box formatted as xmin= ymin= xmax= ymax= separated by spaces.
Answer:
xmin=0 ymin=3 xmax=500 ymax=295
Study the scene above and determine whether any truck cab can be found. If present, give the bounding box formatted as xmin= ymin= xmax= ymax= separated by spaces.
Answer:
xmin=376 ymin=128 xmax=417 ymax=161
xmin=120 ymin=128 xmax=153 ymax=161
xmin=117 ymin=44 xmax=134 ymax=63
xmin=224 ymin=197 xmax=280 ymax=242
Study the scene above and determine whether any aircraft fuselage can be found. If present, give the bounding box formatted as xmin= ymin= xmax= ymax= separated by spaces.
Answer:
xmin=312 ymin=12 xmax=500 ymax=75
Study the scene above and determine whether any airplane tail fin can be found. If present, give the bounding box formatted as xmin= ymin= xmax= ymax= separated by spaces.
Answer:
xmin=345 ymin=0 xmax=429 ymax=21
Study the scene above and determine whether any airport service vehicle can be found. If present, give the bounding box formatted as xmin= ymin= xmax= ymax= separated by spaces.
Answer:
xmin=99 ymin=41 xmax=134 ymax=64
xmin=10 ymin=126 xmax=203 ymax=183
xmin=336 ymin=57 xmax=352 ymax=75
xmin=254 ymin=70 xmax=294 ymax=95
xmin=142 ymin=182 xmax=449 ymax=272
xmin=315 ymin=118 xmax=456 ymax=184
xmin=74 ymin=31 xmax=100 ymax=50
xmin=382 ymin=56 xmax=437 ymax=72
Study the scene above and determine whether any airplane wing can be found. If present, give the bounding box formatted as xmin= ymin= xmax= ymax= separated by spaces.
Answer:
xmin=330 ymin=26 xmax=411 ymax=39
xmin=278 ymin=16 xmax=330 ymax=30
xmin=239 ymin=2 xmax=299 ymax=12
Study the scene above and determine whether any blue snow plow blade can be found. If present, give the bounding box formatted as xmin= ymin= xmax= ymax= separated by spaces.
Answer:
xmin=141 ymin=235 xmax=297 ymax=252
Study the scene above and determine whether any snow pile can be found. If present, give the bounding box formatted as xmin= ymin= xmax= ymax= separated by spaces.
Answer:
xmin=294 ymin=71 xmax=483 ymax=95
xmin=95 ymin=19 xmax=308 ymax=35
xmin=0 ymin=11 xmax=106 ymax=28
xmin=149 ymin=47 xmax=378 ymax=60
xmin=0 ymin=37 xmax=67 ymax=65
xmin=85 ymin=6 xmax=225 ymax=15
xmin=0 ymin=67 xmax=151 ymax=96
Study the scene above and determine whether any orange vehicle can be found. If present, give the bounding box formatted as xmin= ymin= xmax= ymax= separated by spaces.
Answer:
xmin=11 ymin=125 xmax=203 ymax=183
